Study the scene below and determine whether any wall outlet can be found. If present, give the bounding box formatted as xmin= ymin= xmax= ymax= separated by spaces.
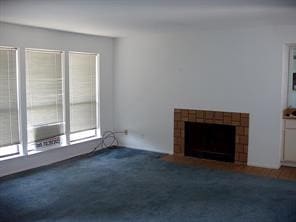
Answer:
xmin=124 ymin=129 xmax=128 ymax=135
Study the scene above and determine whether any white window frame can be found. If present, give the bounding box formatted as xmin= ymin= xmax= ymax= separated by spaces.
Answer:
xmin=25 ymin=48 xmax=65 ymax=148
xmin=0 ymin=46 xmax=21 ymax=158
xmin=0 ymin=47 xmax=101 ymax=160
xmin=68 ymin=51 xmax=100 ymax=142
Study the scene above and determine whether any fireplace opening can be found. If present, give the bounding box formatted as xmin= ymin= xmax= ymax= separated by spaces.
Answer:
xmin=185 ymin=122 xmax=235 ymax=162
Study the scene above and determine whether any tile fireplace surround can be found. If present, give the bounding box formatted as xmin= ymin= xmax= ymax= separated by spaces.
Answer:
xmin=174 ymin=109 xmax=249 ymax=164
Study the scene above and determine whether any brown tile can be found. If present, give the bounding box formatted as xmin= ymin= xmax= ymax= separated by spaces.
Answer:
xmin=188 ymin=113 xmax=196 ymax=121
xmin=232 ymin=121 xmax=240 ymax=126
xmin=278 ymin=168 xmax=292 ymax=180
xmin=174 ymin=128 xmax=181 ymax=137
xmin=237 ymin=153 xmax=246 ymax=162
xmin=177 ymin=121 xmax=183 ymax=128
xmin=232 ymin=113 xmax=241 ymax=122
xmin=188 ymin=110 xmax=196 ymax=114
xmin=235 ymin=160 xmax=244 ymax=165
xmin=174 ymin=112 xmax=181 ymax=121
xmin=267 ymin=169 xmax=281 ymax=178
xmin=239 ymin=135 xmax=248 ymax=145
xmin=235 ymin=131 xmax=240 ymax=139
xmin=163 ymin=155 xmax=296 ymax=182
xmin=196 ymin=111 xmax=204 ymax=119
xmin=205 ymin=111 xmax=214 ymax=119
xmin=174 ymin=137 xmax=181 ymax=144
xmin=285 ymin=168 xmax=296 ymax=180
xmin=241 ymin=117 xmax=249 ymax=127
xmin=223 ymin=116 xmax=232 ymax=124
xmin=237 ymin=144 xmax=244 ymax=153
xmin=223 ymin=112 xmax=232 ymax=117
xmin=181 ymin=110 xmax=188 ymax=119
xmin=196 ymin=118 xmax=204 ymax=123
xmin=174 ymin=145 xmax=181 ymax=153
xmin=241 ymin=113 xmax=249 ymax=118
xmin=180 ymin=144 xmax=184 ymax=153
xmin=241 ymin=153 xmax=248 ymax=162
xmin=214 ymin=112 xmax=224 ymax=120
xmin=180 ymin=129 xmax=185 ymax=138
xmin=244 ymin=127 xmax=249 ymax=136
xmin=237 ymin=126 xmax=244 ymax=136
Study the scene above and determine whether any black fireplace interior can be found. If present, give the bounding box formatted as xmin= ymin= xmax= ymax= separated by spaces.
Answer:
xmin=185 ymin=122 xmax=235 ymax=162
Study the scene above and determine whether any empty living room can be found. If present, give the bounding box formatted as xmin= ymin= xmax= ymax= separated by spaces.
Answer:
xmin=0 ymin=0 xmax=296 ymax=221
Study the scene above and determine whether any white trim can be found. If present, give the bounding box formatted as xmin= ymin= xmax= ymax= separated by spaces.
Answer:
xmin=25 ymin=48 xmax=63 ymax=53
xmin=281 ymin=161 xmax=296 ymax=167
xmin=0 ymin=137 xmax=102 ymax=178
xmin=247 ymin=161 xmax=281 ymax=170
xmin=15 ymin=48 xmax=21 ymax=155
xmin=121 ymin=145 xmax=170 ymax=155
xmin=70 ymin=129 xmax=97 ymax=142
xmin=19 ymin=48 xmax=28 ymax=155
xmin=63 ymin=52 xmax=70 ymax=145
xmin=69 ymin=51 xmax=98 ymax=55
xmin=68 ymin=51 xmax=101 ymax=138
xmin=0 ymin=46 xmax=17 ymax=50
xmin=96 ymin=53 xmax=101 ymax=137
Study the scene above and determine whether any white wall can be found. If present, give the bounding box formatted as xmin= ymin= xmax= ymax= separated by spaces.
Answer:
xmin=114 ymin=25 xmax=296 ymax=169
xmin=0 ymin=22 xmax=114 ymax=176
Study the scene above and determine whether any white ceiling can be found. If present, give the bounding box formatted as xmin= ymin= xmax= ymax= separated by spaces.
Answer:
xmin=0 ymin=0 xmax=296 ymax=37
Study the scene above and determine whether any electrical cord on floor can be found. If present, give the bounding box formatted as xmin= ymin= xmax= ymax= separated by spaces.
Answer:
xmin=92 ymin=130 xmax=126 ymax=153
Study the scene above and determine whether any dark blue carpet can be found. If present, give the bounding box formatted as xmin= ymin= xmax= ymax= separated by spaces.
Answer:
xmin=0 ymin=147 xmax=295 ymax=222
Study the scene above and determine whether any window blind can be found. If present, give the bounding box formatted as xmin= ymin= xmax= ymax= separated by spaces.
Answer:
xmin=26 ymin=49 xmax=64 ymax=142
xmin=69 ymin=52 xmax=97 ymax=134
xmin=0 ymin=47 xmax=19 ymax=148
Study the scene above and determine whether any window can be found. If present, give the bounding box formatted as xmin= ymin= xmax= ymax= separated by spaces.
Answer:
xmin=69 ymin=52 xmax=98 ymax=141
xmin=25 ymin=49 xmax=64 ymax=144
xmin=0 ymin=47 xmax=20 ymax=157
xmin=0 ymin=47 xmax=100 ymax=159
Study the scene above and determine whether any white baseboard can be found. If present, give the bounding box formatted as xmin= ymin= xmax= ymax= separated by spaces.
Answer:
xmin=247 ymin=161 xmax=281 ymax=170
xmin=281 ymin=161 xmax=296 ymax=167
xmin=0 ymin=138 xmax=102 ymax=178
xmin=120 ymin=145 xmax=170 ymax=155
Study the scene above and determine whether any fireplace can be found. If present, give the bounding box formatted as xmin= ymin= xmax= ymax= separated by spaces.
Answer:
xmin=185 ymin=122 xmax=235 ymax=162
xmin=174 ymin=109 xmax=249 ymax=164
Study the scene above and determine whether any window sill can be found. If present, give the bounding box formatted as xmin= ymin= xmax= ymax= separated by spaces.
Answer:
xmin=0 ymin=153 xmax=23 ymax=161
xmin=29 ymin=135 xmax=102 ymax=155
